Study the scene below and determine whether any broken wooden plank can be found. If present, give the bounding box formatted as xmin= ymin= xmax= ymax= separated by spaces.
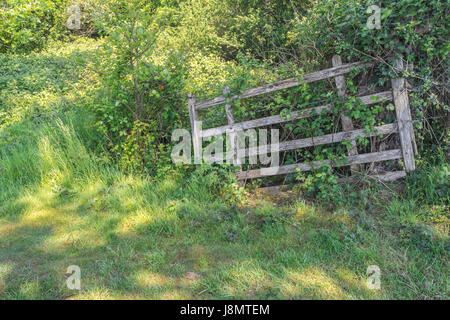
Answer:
xmin=338 ymin=170 xmax=406 ymax=183
xmin=258 ymin=170 xmax=406 ymax=193
xmin=365 ymin=170 xmax=406 ymax=181
xmin=258 ymin=184 xmax=290 ymax=194
xmin=236 ymin=149 xmax=402 ymax=180
xmin=391 ymin=58 xmax=416 ymax=172
xmin=195 ymin=61 xmax=373 ymax=110
xmin=201 ymin=91 xmax=393 ymax=138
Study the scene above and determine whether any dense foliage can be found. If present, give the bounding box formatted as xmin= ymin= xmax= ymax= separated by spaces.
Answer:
xmin=0 ymin=0 xmax=448 ymax=300
xmin=0 ymin=0 xmax=68 ymax=53
xmin=1 ymin=0 xmax=448 ymax=191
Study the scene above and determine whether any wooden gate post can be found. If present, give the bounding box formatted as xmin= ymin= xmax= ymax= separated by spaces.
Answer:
xmin=188 ymin=95 xmax=202 ymax=164
xmin=332 ymin=55 xmax=359 ymax=173
xmin=391 ymin=58 xmax=416 ymax=172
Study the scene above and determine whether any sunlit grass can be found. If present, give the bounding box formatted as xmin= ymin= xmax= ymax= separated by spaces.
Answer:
xmin=0 ymin=148 xmax=448 ymax=299
xmin=281 ymin=267 xmax=347 ymax=299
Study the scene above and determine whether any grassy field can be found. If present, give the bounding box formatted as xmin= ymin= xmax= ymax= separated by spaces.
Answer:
xmin=0 ymin=40 xmax=448 ymax=300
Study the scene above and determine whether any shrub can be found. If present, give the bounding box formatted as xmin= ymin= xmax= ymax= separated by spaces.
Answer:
xmin=0 ymin=0 xmax=68 ymax=54
xmin=92 ymin=0 xmax=188 ymax=173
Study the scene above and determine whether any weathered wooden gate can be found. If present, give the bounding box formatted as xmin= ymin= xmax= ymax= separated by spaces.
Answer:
xmin=188 ymin=56 xmax=417 ymax=185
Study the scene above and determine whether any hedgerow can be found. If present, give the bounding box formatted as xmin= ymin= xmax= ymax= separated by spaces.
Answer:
xmin=2 ymin=0 xmax=447 ymax=198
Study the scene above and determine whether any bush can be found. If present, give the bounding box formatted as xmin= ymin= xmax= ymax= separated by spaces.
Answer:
xmin=92 ymin=0 xmax=188 ymax=173
xmin=0 ymin=0 xmax=68 ymax=54
xmin=185 ymin=164 xmax=245 ymax=204
xmin=406 ymin=157 xmax=449 ymax=205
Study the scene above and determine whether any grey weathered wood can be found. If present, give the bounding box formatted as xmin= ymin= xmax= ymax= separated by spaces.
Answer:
xmin=358 ymin=91 xmax=393 ymax=104
xmin=202 ymin=104 xmax=331 ymax=138
xmin=365 ymin=170 xmax=406 ymax=182
xmin=258 ymin=184 xmax=290 ymax=194
xmin=391 ymin=58 xmax=415 ymax=172
xmin=207 ymin=123 xmax=397 ymax=163
xmin=259 ymin=170 xmax=406 ymax=193
xmin=187 ymin=56 xmax=411 ymax=183
xmin=337 ymin=170 xmax=407 ymax=183
xmin=332 ymin=55 xmax=359 ymax=172
xmin=244 ymin=123 xmax=397 ymax=159
xmin=195 ymin=61 xmax=373 ymax=110
xmin=262 ymin=170 xmax=406 ymax=193
xmin=402 ymin=60 xmax=418 ymax=156
xmin=236 ymin=149 xmax=402 ymax=180
xmin=188 ymin=95 xmax=201 ymax=164
xmin=223 ymin=86 xmax=240 ymax=166
xmin=201 ymin=91 xmax=393 ymax=138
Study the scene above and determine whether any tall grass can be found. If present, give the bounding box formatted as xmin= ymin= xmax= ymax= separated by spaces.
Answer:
xmin=0 ymin=111 xmax=102 ymax=216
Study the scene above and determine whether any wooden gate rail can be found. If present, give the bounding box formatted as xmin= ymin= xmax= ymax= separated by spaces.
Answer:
xmin=207 ymin=123 xmax=398 ymax=163
xmin=188 ymin=56 xmax=417 ymax=184
xmin=332 ymin=55 xmax=359 ymax=172
xmin=236 ymin=149 xmax=403 ymax=180
xmin=201 ymin=91 xmax=393 ymax=138
xmin=194 ymin=61 xmax=373 ymax=110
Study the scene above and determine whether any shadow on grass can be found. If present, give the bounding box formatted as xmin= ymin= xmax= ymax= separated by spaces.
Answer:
xmin=1 ymin=162 xmax=447 ymax=300
xmin=0 ymin=102 xmax=448 ymax=299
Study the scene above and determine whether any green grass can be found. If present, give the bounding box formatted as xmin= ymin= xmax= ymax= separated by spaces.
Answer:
xmin=0 ymin=112 xmax=448 ymax=299
xmin=0 ymin=39 xmax=448 ymax=300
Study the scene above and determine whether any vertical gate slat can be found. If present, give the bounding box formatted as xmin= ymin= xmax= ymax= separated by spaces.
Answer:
xmin=406 ymin=61 xmax=419 ymax=156
xmin=224 ymin=87 xmax=241 ymax=166
xmin=391 ymin=58 xmax=416 ymax=172
xmin=332 ymin=55 xmax=359 ymax=173
xmin=188 ymin=95 xmax=201 ymax=164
